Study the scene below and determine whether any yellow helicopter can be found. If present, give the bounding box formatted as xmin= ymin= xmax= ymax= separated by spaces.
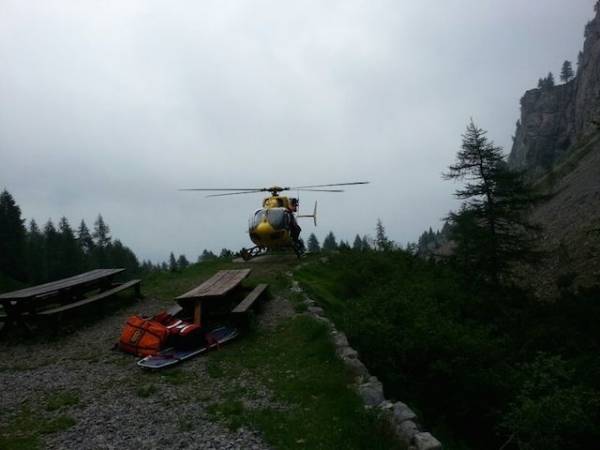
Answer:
xmin=179 ymin=182 xmax=369 ymax=260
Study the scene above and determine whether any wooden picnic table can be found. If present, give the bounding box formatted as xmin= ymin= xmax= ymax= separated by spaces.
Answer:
xmin=175 ymin=269 xmax=252 ymax=325
xmin=0 ymin=268 xmax=139 ymax=334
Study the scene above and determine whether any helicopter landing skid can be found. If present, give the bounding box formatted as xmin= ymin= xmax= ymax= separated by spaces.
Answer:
xmin=240 ymin=246 xmax=266 ymax=261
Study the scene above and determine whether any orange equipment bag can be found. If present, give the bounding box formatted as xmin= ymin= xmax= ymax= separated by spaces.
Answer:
xmin=118 ymin=316 xmax=169 ymax=357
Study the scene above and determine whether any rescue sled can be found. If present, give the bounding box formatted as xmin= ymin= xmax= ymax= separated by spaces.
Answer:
xmin=137 ymin=325 xmax=239 ymax=369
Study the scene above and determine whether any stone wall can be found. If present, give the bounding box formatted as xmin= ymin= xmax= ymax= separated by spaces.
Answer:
xmin=290 ymin=278 xmax=443 ymax=450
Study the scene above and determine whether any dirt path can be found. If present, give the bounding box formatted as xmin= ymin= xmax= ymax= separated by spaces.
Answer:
xmin=0 ymin=291 xmax=294 ymax=449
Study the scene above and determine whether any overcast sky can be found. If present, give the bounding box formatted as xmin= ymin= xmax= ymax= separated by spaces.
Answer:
xmin=0 ymin=0 xmax=595 ymax=262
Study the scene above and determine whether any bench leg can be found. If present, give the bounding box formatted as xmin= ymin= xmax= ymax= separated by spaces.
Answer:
xmin=0 ymin=305 xmax=33 ymax=338
xmin=134 ymin=283 xmax=142 ymax=299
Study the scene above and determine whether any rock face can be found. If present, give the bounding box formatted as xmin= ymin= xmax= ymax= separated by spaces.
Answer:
xmin=509 ymin=82 xmax=576 ymax=175
xmin=509 ymin=3 xmax=600 ymax=175
xmin=507 ymin=3 xmax=600 ymax=296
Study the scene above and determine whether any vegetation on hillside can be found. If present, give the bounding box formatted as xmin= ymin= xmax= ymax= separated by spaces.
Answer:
xmin=297 ymin=250 xmax=600 ymax=450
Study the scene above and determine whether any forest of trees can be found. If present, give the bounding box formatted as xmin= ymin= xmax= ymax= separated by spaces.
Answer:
xmin=0 ymin=190 xmax=140 ymax=285
xmin=0 ymin=189 xmax=241 ymax=286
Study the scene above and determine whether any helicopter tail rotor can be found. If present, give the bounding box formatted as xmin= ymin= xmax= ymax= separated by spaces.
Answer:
xmin=297 ymin=200 xmax=318 ymax=226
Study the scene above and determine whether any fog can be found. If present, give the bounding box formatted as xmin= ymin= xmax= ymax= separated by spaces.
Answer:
xmin=0 ymin=0 xmax=594 ymax=261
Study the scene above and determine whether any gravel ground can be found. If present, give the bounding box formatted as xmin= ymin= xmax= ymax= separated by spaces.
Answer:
xmin=0 ymin=293 xmax=294 ymax=449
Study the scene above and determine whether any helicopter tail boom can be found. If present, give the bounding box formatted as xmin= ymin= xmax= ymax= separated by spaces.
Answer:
xmin=297 ymin=200 xmax=317 ymax=227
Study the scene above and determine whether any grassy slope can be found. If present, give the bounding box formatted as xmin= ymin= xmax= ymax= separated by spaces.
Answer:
xmin=129 ymin=259 xmax=400 ymax=450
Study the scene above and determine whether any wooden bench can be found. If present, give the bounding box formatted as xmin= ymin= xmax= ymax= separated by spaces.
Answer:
xmin=38 ymin=279 xmax=142 ymax=316
xmin=232 ymin=284 xmax=268 ymax=314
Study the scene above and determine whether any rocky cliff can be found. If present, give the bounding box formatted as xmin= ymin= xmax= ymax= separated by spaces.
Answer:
xmin=509 ymin=3 xmax=600 ymax=174
xmin=509 ymin=3 xmax=600 ymax=296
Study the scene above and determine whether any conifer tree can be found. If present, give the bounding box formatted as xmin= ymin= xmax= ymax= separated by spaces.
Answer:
xmin=199 ymin=249 xmax=217 ymax=261
xmin=338 ymin=240 xmax=351 ymax=251
xmin=375 ymin=219 xmax=393 ymax=251
xmin=560 ymin=60 xmax=574 ymax=83
xmin=43 ymin=219 xmax=61 ymax=280
xmin=322 ymin=231 xmax=338 ymax=251
xmin=77 ymin=220 xmax=95 ymax=255
xmin=307 ymin=233 xmax=320 ymax=252
xmin=169 ymin=252 xmax=178 ymax=272
xmin=58 ymin=217 xmax=83 ymax=277
xmin=107 ymin=240 xmax=140 ymax=274
xmin=0 ymin=189 xmax=26 ymax=281
xmin=177 ymin=254 xmax=189 ymax=269
xmin=362 ymin=235 xmax=372 ymax=250
xmin=219 ymin=249 xmax=233 ymax=259
xmin=26 ymin=219 xmax=45 ymax=283
xmin=93 ymin=214 xmax=111 ymax=248
xmin=444 ymin=120 xmax=541 ymax=284
xmin=352 ymin=234 xmax=363 ymax=251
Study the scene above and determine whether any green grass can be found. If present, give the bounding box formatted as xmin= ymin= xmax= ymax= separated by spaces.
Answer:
xmin=45 ymin=390 xmax=80 ymax=412
xmin=135 ymin=383 xmax=158 ymax=398
xmin=0 ymin=405 xmax=76 ymax=450
xmin=158 ymin=368 xmax=195 ymax=385
xmin=205 ymin=315 xmax=401 ymax=450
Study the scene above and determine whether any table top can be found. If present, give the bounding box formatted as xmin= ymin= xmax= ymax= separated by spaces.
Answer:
xmin=0 ymin=269 xmax=125 ymax=301
xmin=176 ymin=269 xmax=251 ymax=301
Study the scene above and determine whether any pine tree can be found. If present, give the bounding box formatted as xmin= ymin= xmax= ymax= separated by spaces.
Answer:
xmin=106 ymin=240 xmax=140 ymax=274
xmin=57 ymin=217 xmax=83 ymax=277
xmin=560 ymin=60 xmax=574 ymax=83
xmin=77 ymin=220 xmax=95 ymax=255
xmin=26 ymin=219 xmax=45 ymax=283
xmin=43 ymin=219 xmax=61 ymax=280
xmin=169 ymin=252 xmax=178 ymax=272
xmin=375 ymin=219 xmax=392 ymax=251
xmin=338 ymin=240 xmax=351 ymax=251
xmin=444 ymin=120 xmax=541 ymax=284
xmin=352 ymin=234 xmax=363 ymax=251
xmin=362 ymin=235 xmax=372 ymax=250
xmin=0 ymin=189 xmax=26 ymax=281
xmin=199 ymin=249 xmax=217 ymax=261
xmin=177 ymin=254 xmax=189 ymax=269
xmin=219 ymin=249 xmax=233 ymax=259
xmin=307 ymin=233 xmax=320 ymax=252
xmin=93 ymin=214 xmax=111 ymax=248
xmin=322 ymin=231 xmax=338 ymax=251
xmin=538 ymin=73 xmax=556 ymax=89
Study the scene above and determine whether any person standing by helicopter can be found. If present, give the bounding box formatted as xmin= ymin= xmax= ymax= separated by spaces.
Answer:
xmin=287 ymin=198 xmax=302 ymax=244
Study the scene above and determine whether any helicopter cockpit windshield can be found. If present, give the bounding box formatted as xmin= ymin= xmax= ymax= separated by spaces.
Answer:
xmin=250 ymin=208 xmax=289 ymax=230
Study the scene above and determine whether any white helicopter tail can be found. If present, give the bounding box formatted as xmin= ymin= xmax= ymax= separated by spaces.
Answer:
xmin=297 ymin=200 xmax=317 ymax=226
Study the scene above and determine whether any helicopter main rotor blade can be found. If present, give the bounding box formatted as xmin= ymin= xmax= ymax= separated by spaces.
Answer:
xmin=178 ymin=188 xmax=264 ymax=192
xmin=289 ymin=181 xmax=370 ymax=189
xmin=295 ymin=188 xmax=344 ymax=192
xmin=205 ymin=190 xmax=264 ymax=197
